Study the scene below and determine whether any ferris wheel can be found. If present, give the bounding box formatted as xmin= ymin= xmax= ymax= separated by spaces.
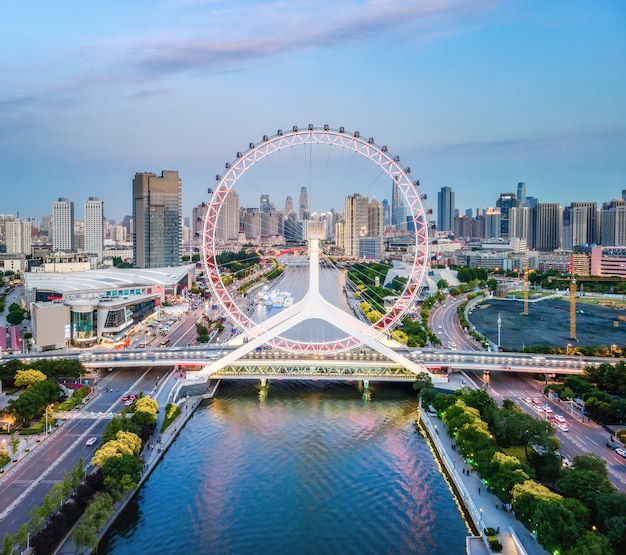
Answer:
xmin=202 ymin=125 xmax=430 ymax=353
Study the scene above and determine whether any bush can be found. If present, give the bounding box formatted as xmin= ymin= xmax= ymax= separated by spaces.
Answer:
xmin=484 ymin=527 xmax=497 ymax=536
xmin=160 ymin=403 xmax=181 ymax=433
xmin=488 ymin=537 xmax=503 ymax=552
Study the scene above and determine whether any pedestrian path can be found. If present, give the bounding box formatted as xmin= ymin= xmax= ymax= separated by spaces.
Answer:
xmin=420 ymin=407 xmax=549 ymax=555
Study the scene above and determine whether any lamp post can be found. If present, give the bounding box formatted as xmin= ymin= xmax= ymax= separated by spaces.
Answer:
xmin=611 ymin=344 xmax=617 ymax=356
xmin=567 ymin=343 xmax=572 ymax=355
xmin=497 ymin=313 xmax=501 ymax=351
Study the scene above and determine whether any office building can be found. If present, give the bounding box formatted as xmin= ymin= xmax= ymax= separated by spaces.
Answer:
xmin=260 ymin=194 xmax=271 ymax=212
xmin=591 ymin=247 xmax=626 ymax=278
xmin=437 ymin=186 xmax=455 ymax=232
xmin=600 ymin=199 xmax=626 ymax=246
xmin=344 ymin=194 xmax=369 ymax=257
xmin=192 ymin=202 xmax=208 ymax=242
xmin=299 ymin=187 xmax=309 ymax=220
xmin=484 ymin=208 xmax=501 ymax=239
xmin=562 ymin=202 xmax=599 ymax=250
xmin=516 ymin=182 xmax=527 ymax=206
xmin=52 ymin=198 xmax=75 ymax=252
xmin=6 ymin=219 xmax=32 ymax=256
xmin=533 ymin=203 xmax=562 ymax=252
xmin=285 ymin=196 xmax=294 ymax=216
xmin=84 ymin=197 xmax=104 ymax=261
xmin=216 ymin=189 xmax=240 ymax=242
xmin=132 ymin=170 xmax=182 ymax=268
xmin=392 ymin=177 xmax=407 ymax=231
xmin=496 ymin=193 xmax=519 ymax=239
xmin=508 ymin=206 xmax=532 ymax=244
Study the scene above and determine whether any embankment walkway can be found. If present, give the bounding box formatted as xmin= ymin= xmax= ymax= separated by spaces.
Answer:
xmin=419 ymin=406 xmax=549 ymax=555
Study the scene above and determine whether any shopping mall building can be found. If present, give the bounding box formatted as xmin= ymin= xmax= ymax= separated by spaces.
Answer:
xmin=24 ymin=265 xmax=196 ymax=351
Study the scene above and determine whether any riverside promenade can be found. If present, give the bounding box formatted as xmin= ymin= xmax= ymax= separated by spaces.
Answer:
xmin=419 ymin=405 xmax=549 ymax=555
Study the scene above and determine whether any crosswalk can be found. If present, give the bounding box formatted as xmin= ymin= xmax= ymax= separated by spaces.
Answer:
xmin=55 ymin=411 xmax=117 ymax=420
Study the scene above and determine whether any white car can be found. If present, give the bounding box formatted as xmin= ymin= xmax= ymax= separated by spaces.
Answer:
xmin=616 ymin=448 xmax=626 ymax=459
xmin=85 ymin=437 xmax=97 ymax=446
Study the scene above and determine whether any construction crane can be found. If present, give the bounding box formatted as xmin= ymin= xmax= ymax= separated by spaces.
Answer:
xmin=569 ymin=275 xmax=577 ymax=341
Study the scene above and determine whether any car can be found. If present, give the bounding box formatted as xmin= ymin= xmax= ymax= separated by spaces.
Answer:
xmin=124 ymin=400 xmax=133 ymax=406
xmin=122 ymin=395 xmax=130 ymax=401
xmin=85 ymin=437 xmax=97 ymax=446
xmin=607 ymin=440 xmax=618 ymax=450
xmin=616 ymin=448 xmax=626 ymax=459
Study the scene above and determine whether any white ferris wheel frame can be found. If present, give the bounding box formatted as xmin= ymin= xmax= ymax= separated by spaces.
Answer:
xmin=202 ymin=125 xmax=430 ymax=353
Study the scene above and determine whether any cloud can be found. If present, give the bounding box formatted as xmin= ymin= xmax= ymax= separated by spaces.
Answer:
xmin=417 ymin=126 xmax=626 ymax=157
xmin=130 ymin=0 xmax=496 ymax=75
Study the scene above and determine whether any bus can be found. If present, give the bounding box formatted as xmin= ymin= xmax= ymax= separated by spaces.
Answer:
xmin=160 ymin=338 xmax=171 ymax=347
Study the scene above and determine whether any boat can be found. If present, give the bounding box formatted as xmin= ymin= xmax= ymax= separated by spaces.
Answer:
xmin=283 ymin=296 xmax=294 ymax=308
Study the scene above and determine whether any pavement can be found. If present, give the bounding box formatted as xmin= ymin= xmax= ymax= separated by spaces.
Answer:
xmin=420 ymin=406 xmax=549 ymax=555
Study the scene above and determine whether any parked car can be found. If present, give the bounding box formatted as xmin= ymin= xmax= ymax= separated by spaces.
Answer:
xmin=616 ymin=448 xmax=626 ymax=459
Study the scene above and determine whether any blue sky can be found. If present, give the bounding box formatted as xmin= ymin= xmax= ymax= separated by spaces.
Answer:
xmin=1 ymin=0 xmax=625 ymax=222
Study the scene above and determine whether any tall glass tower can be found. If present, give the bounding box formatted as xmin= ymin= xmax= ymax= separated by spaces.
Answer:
xmin=437 ymin=186 xmax=455 ymax=232
xmin=133 ymin=170 xmax=182 ymax=268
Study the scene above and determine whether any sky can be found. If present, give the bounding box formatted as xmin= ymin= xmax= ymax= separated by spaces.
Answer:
xmin=1 ymin=0 xmax=625 ymax=223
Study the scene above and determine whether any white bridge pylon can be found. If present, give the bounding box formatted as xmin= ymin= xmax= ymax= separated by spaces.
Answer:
xmin=197 ymin=238 xmax=444 ymax=383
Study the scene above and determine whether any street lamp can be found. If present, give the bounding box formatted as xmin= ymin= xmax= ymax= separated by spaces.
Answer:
xmin=566 ymin=343 xmax=571 ymax=355
xmin=611 ymin=344 xmax=617 ymax=356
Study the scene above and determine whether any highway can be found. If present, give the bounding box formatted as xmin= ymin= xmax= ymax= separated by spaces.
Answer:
xmin=0 ymin=366 xmax=171 ymax=538
xmin=428 ymin=294 xmax=626 ymax=493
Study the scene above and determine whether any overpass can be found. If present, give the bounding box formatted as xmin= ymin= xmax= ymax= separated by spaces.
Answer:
xmin=6 ymin=345 xmax=607 ymax=381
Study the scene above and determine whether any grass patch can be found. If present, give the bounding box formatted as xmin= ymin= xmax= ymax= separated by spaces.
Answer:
xmin=499 ymin=445 xmax=528 ymax=463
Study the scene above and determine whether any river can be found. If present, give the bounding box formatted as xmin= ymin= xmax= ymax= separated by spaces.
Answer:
xmin=100 ymin=381 xmax=469 ymax=554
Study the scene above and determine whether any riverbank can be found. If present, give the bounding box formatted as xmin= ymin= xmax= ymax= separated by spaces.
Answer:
xmin=55 ymin=373 xmax=209 ymax=555
xmin=418 ymin=402 xmax=548 ymax=555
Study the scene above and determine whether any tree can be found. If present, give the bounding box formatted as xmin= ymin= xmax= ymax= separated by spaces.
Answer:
xmin=567 ymin=531 xmax=615 ymax=555
xmin=101 ymin=454 xmax=143 ymax=493
xmin=412 ymin=372 xmax=433 ymax=396
xmin=436 ymin=279 xmax=449 ymax=290
xmin=8 ymin=434 xmax=19 ymax=461
xmin=533 ymin=500 xmax=582 ymax=553
xmin=14 ymin=369 xmax=47 ymax=389
xmin=558 ymin=454 xmax=615 ymax=506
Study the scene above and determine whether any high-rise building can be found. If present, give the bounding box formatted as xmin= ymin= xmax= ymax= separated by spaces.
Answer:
xmin=533 ymin=203 xmax=562 ymax=252
xmin=392 ymin=176 xmax=407 ymax=230
xmin=260 ymin=194 xmax=271 ymax=212
xmin=6 ymin=219 xmax=31 ymax=255
xmin=285 ymin=196 xmax=294 ymax=215
xmin=367 ymin=198 xmax=384 ymax=257
xmin=496 ymin=193 xmax=519 ymax=239
xmin=192 ymin=202 xmax=208 ymax=242
xmin=215 ymin=189 xmax=240 ymax=242
xmin=509 ymin=206 xmax=532 ymax=243
xmin=600 ymin=199 xmax=626 ymax=246
xmin=437 ymin=186 xmax=455 ymax=232
xmin=299 ymin=187 xmax=309 ymax=220
xmin=517 ymin=182 xmax=527 ymax=206
xmin=344 ymin=194 xmax=369 ymax=257
xmin=483 ymin=208 xmax=501 ymax=239
xmin=84 ymin=197 xmax=104 ymax=261
xmin=562 ymin=202 xmax=599 ymax=250
xmin=52 ymin=197 xmax=75 ymax=252
xmin=132 ymin=170 xmax=182 ymax=268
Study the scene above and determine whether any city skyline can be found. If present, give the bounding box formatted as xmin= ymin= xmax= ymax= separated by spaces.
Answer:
xmin=1 ymin=1 xmax=624 ymax=222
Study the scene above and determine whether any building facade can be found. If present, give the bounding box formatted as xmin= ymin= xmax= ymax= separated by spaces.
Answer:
xmin=84 ymin=197 xmax=104 ymax=261
xmin=132 ymin=171 xmax=182 ymax=268
xmin=437 ymin=186 xmax=455 ymax=232
xmin=52 ymin=197 xmax=75 ymax=252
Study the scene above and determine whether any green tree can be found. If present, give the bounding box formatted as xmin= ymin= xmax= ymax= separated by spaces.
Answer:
xmin=567 ymin=531 xmax=615 ymax=555
xmin=102 ymin=453 xmax=143 ymax=493
xmin=533 ymin=500 xmax=581 ymax=553
xmin=558 ymin=454 xmax=615 ymax=506
xmin=412 ymin=372 xmax=433 ymax=396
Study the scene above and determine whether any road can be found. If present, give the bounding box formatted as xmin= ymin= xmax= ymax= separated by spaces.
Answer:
xmin=0 ymin=366 xmax=171 ymax=538
xmin=428 ymin=293 xmax=626 ymax=493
